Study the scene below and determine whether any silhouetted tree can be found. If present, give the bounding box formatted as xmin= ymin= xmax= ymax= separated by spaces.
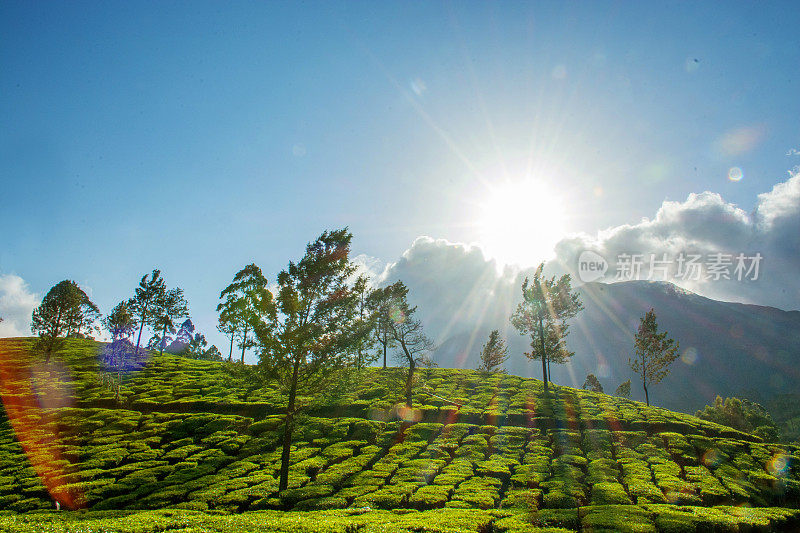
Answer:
xmin=387 ymin=285 xmax=434 ymax=408
xmin=629 ymin=308 xmax=679 ymax=406
xmin=367 ymin=281 xmax=406 ymax=368
xmin=31 ymin=280 xmax=98 ymax=362
xmin=128 ymin=270 xmax=166 ymax=354
xmin=151 ymin=287 xmax=188 ymax=357
xmin=218 ymin=264 xmax=271 ymax=363
xmin=614 ymin=379 xmax=632 ymax=398
xmin=477 ymin=329 xmax=508 ymax=373
xmin=511 ymin=263 xmax=583 ymax=393
xmin=255 ymin=228 xmax=367 ymax=492
xmin=583 ymin=374 xmax=604 ymax=393
xmin=351 ymin=275 xmax=378 ymax=370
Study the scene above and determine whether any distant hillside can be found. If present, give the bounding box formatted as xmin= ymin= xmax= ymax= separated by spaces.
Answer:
xmin=430 ymin=281 xmax=800 ymax=413
xmin=2 ymin=337 xmax=800 ymax=532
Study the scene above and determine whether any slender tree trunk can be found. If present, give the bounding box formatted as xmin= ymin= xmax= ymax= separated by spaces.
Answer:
xmin=538 ymin=313 xmax=548 ymax=393
xmin=135 ymin=311 xmax=146 ymax=354
xmin=382 ymin=340 xmax=387 ymax=369
xmin=240 ymin=325 xmax=248 ymax=363
xmin=406 ymin=359 xmax=415 ymax=408
xmin=547 ymin=357 xmax=552 ymax=383
xmin=159 ymin=323 xmax=167 ymax=356
xmin=279 ymin=357 xmax=301 ymax=492
xmin=228 ymin=335 xmax=234 ymax=362
xmin=643 ymin=381 xmax=649 ymax=406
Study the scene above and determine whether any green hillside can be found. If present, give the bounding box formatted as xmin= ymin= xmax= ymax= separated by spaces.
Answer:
xmin=1 ymin=337 xmax=799 ymax=532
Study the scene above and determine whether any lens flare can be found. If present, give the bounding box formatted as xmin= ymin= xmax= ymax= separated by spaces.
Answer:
xmin=0 ymin=340 xmax=82 ymax=509
xmin=702 ymin=448 xmax=722 ymax=468
xmin=680 ymin=347 xmax=699 ymax=365
xmin=728 ymin=167 xmax=743 ymax=181
xmin=389 ymin=305 xmax=406 ymax=324
xmin=767 ymin=454 xmax=790 ymax=476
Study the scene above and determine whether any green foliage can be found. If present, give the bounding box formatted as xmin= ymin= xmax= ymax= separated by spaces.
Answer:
xmin=510 ymin=263 xmax=583 ymax=391
xmin=582 ymin=374 xmax=603 ymax=393
xmin=477 ymin=330 xmax=509 ymax=374
xmin=31 ymin=280 xmax=99 ymax=360
xmin=1 ymin=337 xmax=798 ymax=525
xmin=696 ymin=396 xmax=780 ymax=442
xmin=629 ymin=309 xmax=679 ymax=406
xmin=615 ymin=379 xmax=632 ymax=398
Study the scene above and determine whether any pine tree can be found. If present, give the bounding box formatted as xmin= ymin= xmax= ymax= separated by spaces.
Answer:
xmin=629 ymin=308 xmax=679 ymax=406
xmin=151 ymin=287 xmax=188 ymax=357
xmin=217 ymin=264 xmax=271 ymax=363
xmin=510 ymin=263 xmax=583 ymax=392
xmin=583 ymin=373 xmax=603 ymax=393
xmin=477 ymin=330 xmax=508 ymax=373
xmin=128 ymin=270 xmax=166 ymax=354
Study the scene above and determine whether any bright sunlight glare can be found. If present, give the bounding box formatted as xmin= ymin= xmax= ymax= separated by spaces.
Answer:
xmin=478 ymin=180 xmax=567 ymax=268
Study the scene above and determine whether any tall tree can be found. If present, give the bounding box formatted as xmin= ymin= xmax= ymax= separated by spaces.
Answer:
xmin=387 ymin=285 xmax=434 ymax=408
xmin=217 ymin=306 xmax=241 ymax=361
xmin=151 ymin=287 xmax=189 ymax=357
xmin=128 ymin=269 xmax=166 ymax=354
xmin=218 ymin=264 xmax=271 ymax=363
xmin=583 ymin=374 xmax=604 ymax=393
xmin=477 ymin=329 xmax=509 ymax=373
xmin=629 ymin=308 xmax=679 ymax=406
xmin=255 ymin=228 xmax=367 ymax=492
xmin=101 ymin=301 xmax=137 ymax=400
xmin=510 ymin=263 xmax=583 ymax=393
xmin=31 ymin=280 xmax=98 ymax=362
xmin=351 ymin=275 xmax=378 ymax=370
xmin=367 ymin=281 xmax=406 ymax=369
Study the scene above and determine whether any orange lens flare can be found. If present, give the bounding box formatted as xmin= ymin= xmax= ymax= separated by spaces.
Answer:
xmin=0 ymin=341 xmax=83 ymax=509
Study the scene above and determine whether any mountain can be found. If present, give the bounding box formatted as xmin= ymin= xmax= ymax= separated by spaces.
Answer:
xmin=428 ymin=280 xmax=800 ymax=413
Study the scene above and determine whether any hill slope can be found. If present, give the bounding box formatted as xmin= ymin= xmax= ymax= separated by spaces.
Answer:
xmin=1 ymin=338 xmax=799 ymax=532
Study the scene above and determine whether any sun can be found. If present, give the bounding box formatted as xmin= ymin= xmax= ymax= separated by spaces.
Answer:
xmin=477 ymin=180 xmax=567 ymax=268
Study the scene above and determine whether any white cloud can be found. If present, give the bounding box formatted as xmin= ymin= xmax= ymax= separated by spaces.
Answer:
xmin=555 ymin=171 xmax=800 ymax=310
xmin=0 ymin=274 xmax=39 ymax=337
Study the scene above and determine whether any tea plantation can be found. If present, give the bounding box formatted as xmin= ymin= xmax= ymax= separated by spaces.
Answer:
xmin=1 ymin=338 xmax=800 ymax=532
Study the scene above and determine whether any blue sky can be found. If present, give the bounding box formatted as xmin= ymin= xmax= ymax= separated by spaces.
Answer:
xmin=2 ymin=1 xmax=799 ymax=354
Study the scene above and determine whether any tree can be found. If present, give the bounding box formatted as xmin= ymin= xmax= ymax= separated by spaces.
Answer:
xmin=510 ymin=263 xmax=583 ymax=393
xmin=614 ymin=379 xmax=632 ymax=398
xmin=31 ymin=280 xmax=99 ymax=362
xmin=351 ymin=275 xmax=378 ymax=370
xmin=629 ymin=308 xmax=679 ymax=406
xmin=101 ymin=301 xmax=137 ymax=400
xmin=254 ymin=228 xmax=367 ymax=492
xmin=696 ymin=396 xmax=780 ymax=441
xmin=128 ymin=269 xmax=166 ymax=354
xmin=151 ymin=287 xmax=189 ymax=357
xmin=217 ymin=307 xmax=240 ymax=361
xmin=367 ymin=281 xmax=406 ymax=369
xmin=387 ymin=284 xmax=434 ymax=408
xmin=477 ymin=329 xmax=508 ymax=373
xmin=583 ymin=374 xmax=604 ymax=393
xmin=218 ymin=264 xmax=271 ymax=363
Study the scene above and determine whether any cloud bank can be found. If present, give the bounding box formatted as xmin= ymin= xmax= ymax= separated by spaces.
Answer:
xmin=0 ymin=274 xmax=39 ymax=338
xmin=555 ymin=171 xmax=800 ymax=310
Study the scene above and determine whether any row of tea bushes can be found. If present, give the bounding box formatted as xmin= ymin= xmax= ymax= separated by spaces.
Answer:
xmin=1 ymin=405 xmax=798 ymax=514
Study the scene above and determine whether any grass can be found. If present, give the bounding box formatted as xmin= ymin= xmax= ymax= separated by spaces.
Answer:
xmin=1 ymin=337 xmax=800 ymax=531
